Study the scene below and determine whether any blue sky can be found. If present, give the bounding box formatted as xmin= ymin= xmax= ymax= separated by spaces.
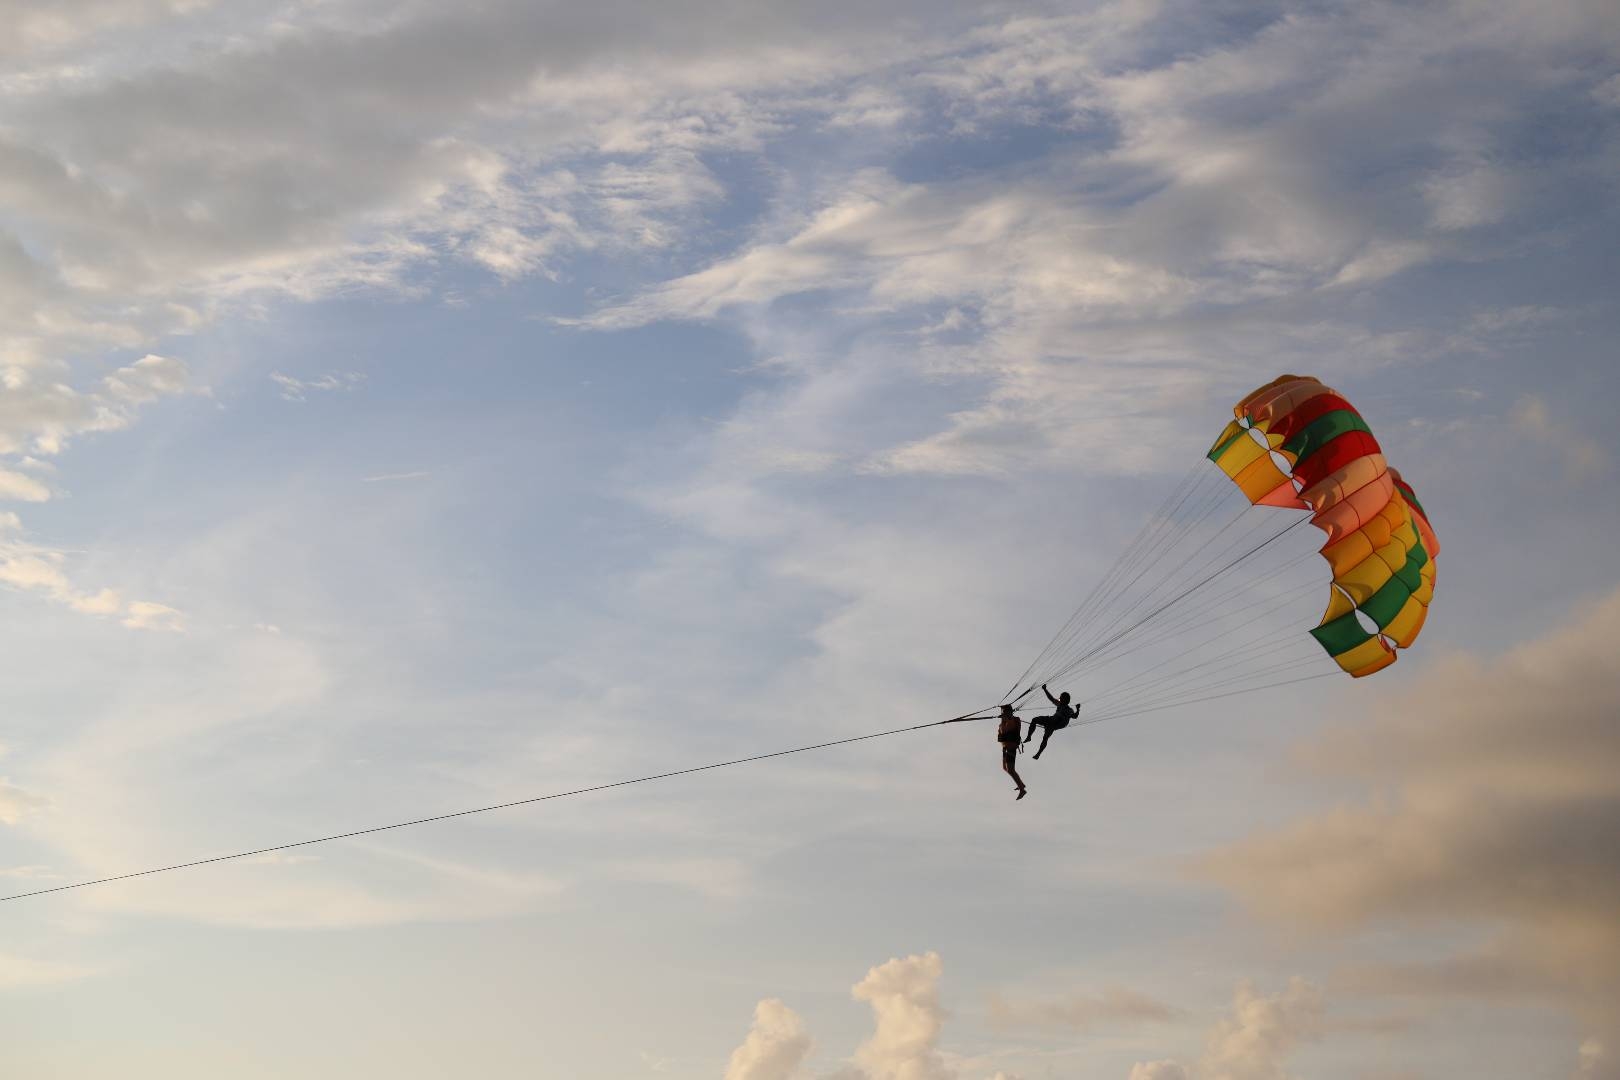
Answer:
xmin=2 ymin=2 xmax=1619 ymax=1078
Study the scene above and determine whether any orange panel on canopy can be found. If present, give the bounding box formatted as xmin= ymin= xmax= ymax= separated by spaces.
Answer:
xmin=1311 ymin=472 xmax=1396 ymax=545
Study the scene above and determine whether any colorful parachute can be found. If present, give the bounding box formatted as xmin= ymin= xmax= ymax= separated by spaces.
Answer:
xmin=1207 ymin=375 xmax=1439 ymax=677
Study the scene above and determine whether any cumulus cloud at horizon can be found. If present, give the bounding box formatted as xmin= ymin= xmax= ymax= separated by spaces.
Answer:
xmin=722 ymin=953 xmax=1328 ymax=1080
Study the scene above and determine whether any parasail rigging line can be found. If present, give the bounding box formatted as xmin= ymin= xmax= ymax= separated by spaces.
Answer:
xmin=1068 ymin=473 xmax=1227 ymax=636
xmin=1019 ymin=470 xmax=1298 ymax=695
xmin=1075 ymin=555 xmax=1323 ymax=678
xmin=1026 ymin=466 xmax=1234 ymax=684
xmin=1039 ymin=514 xmax=1312 ymax=687
xmin=1078 ymin=669 xmax=1341 ymax=726
xmin=1000 ymin=461 xmax=1209 ymax=700
xmin=1072 ymin=482 xmax=1236 ymax=645
xmin=0 ymin=645 xmax=1337 ymax=908
xmin=1088 ymin=645 xmax=1332 ymax=718
xmin=1082 ymin=606 xmax=1320 ymax=710
xmin=1005 ymin=471 xmax=1242 ymax=705
xmin=0 ymin=711 xmax=999 ymax=905
xmin=1059 ymin=506 xmax=1297 ymax=676
xmin=1074 ymin=557 xmax=1321 ymax=678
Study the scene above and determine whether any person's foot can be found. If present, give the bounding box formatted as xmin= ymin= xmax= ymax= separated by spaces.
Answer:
xmin=1033 ymin=749 xmax=1043 ymax=760
xmin=1015 ymin=787 xmax=1028 ymax=800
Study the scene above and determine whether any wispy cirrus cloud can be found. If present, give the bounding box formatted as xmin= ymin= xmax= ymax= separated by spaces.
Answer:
xmin=0 ymin=777 xmax=50 ymax=826
xmin=0 ymin=512 xmax=177 ymax=628
xmin=269 ymin=370 xmax=365 ymax=402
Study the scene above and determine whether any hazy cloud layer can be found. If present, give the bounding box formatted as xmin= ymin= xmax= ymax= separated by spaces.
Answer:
xmin=0 ymin=777 xmax=50 ymax=826
xmin=0 ymin=949 xmax=93 ymax=991
xmin=987 ymin=985 xmax=1181 ymax=1033
xmin=1201 ymin=586 xmax=1620 ymax=1061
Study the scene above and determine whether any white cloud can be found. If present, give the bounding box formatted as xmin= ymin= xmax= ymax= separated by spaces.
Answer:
xmin=1424 ymin=163 xmax=1511 ymax=231
xmin=570 ymin=1 xmax=1618 ymax=484
xmin=1577 ymin=1038 xmax=1620 ymax=1080
xmin=100 ymin=353 xmax=188 ymax=405
xmin=0 ymin=778 xmax=50 ymax=825
xmin=1326 ymin=241 xmax=1432 ymax=288
xmin=121 ymin=600 xmax=185 ymax=631
xmin=1595 ymin=74 xmax=1620 ymax=108
xmin=988 ymin=985 xmax=1181 ymax=1032
xmin=0 ymin=950 xmax=94 ymax=991
xmin=851 ymin=952 xmax=954 ymax=1080
xmin=0 ymin=516 xmax=180 ymax=628
xmin=1198 ymin=979 xmax=1322 ymax=1080
xmin=0 ymin=468 xmax=52 ymax=502
xmin=724 ymin=998 xmax=813 ymax=1080
xmin=269 ymin=370 xmax=365 ymax=402
xmin=0 ymin=536 xmax=122 ymax=617
xmin=0 ymin=353 xmax=188 ymax=456
xmin=1128 ymin=980 xmax=1322 ymax=1080
xmin=1513 ymin=394 xmax=1609 ymax=480
xmin=1128 ymin=1063 xmax=1190 ymax=1080
xmin=0 ymin=0 xmax=960 ymax=372
xmin=728 ymin=958 xmax=1327 ymax=1080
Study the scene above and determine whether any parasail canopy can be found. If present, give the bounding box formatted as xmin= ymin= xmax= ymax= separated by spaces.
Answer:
xmin=1207 ymin=375 xmax=1439 ymax=677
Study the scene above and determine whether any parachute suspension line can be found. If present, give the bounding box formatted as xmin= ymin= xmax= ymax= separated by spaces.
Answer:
xmin=1044 ymin=514 xmax=1313 ymax=686
xmin=1088 ymin=645 xmax=1334 ymax=719
xmin=1074 ymin=555 xmax=1321 ymax=677
xmin=1079 ymin=670 xmax=1340 ymax=727
xmin=1022 ymin=475 xmax=1239 ymax=694
xmin=1080 ymin=582 xmax=1326 ymax=707
xmin=1072 ymin=470 xmax=1225 ymax=630
xmin=1068 ymin=543 xmax=1313 ymax=684
xmin=1088 ymin=636 xmax=1316 ymax=714
xmin=1000 ymin=461 xmax=1210 ymax=702
xmin=1076 ymin=594 xmax=1330 ymax=716
xmin=1054 ymin=499 xmax=1274 ymax=675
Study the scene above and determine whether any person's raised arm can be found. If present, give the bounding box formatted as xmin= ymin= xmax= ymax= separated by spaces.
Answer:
xmin=1042 ymin=683 xmax=1060 ymax=706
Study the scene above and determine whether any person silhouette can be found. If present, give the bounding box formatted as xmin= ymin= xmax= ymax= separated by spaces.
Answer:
xmin=996 ymin=705 xmax=1027 ymax=800
xmin=1024 ymin=684 xmax=1077 ymax=760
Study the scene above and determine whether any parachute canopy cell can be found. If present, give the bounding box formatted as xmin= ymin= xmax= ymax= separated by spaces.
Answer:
xmin=1206 ymin=375 xmax=1439 ymax=678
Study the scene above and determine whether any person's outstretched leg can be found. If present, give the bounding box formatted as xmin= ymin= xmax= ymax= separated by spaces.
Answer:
xmin=1033 ymin=726 xmax=1055 ymax=759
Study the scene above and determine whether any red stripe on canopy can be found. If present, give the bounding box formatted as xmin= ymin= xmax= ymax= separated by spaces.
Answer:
xmin=1291 ymin=429 xmax=1383 ymax=491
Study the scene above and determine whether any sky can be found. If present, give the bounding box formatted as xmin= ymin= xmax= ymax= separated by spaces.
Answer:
xmin=1 ymin=0 xmax=1618 ymax=1077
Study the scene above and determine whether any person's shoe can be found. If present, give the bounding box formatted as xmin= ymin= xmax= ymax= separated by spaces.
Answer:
xmin=1015 ymin=787 xmax=1028 ymax=800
